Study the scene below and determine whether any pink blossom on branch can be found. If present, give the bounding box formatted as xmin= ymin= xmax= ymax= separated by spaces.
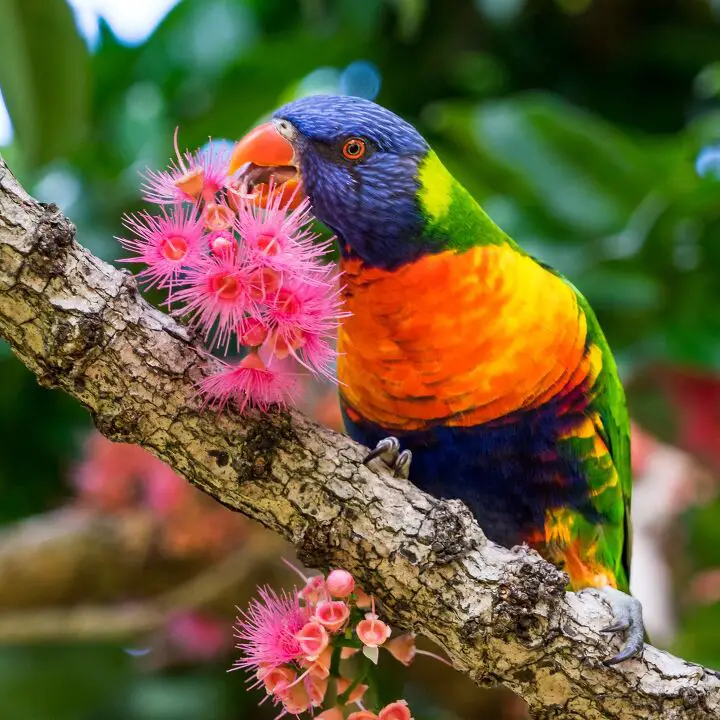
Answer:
xmin=313 ymin=600 xmax=350 ymax=633
xmin=118 ymin=204 xmax=205 ymax=295
xmin=236 ymin=189 xmax=332 ymax=278
xmin=198 ymin=352 xmax=298 ymax=413
xmin=232 ymin=565 xmax=439 ymax=719
xmin=141 ymin=131 xmax=228 ymax=205
xmin=171 ymin=250 xmax=256 ymax=353
xmin=232 ymin=587 xmax=309 ymax=676
xmin=122 ymin=129 xmax=348 ymax=414
xmin=326 ymin=569 xmax=355 ymax=598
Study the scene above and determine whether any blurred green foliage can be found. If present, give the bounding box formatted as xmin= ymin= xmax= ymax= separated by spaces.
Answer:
xmin=1 ymin=0 xmax=720 ymax=717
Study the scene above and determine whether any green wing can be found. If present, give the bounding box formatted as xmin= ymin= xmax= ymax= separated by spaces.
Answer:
xmin=576 ymin=290 xmax=633 ymax=592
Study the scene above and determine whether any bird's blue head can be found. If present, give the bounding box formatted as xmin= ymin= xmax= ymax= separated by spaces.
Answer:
xmin=229 ymin=95 xmax=434 ymax=269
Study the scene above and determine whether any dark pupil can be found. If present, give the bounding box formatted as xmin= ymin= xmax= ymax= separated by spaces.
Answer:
xmin=347 ymin=142 xmax=361 ymax=156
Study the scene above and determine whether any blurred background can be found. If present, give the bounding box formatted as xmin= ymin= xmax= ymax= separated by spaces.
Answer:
xmin=1 ymin=0 xmax=720 ymax=718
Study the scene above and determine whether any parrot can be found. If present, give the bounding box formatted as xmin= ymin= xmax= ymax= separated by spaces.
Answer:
xmin=228 ymin=94 xmax=644 ymax=664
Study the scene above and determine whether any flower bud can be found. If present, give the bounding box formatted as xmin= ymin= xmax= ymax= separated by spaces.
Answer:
xmin=238 ymin=317 xmax=269 ymax=347
xmin=174 ymin=167 xmax=205 ymax=200
xmin=326 ymin=569 xmax=355 ymax=598
xmin=385 ymin=633 xmax=416 ymax=666
xmin=208 ymin=233 xmax=237 ymax=259
xmin=354 ymin=587 xmax=372 ymax=609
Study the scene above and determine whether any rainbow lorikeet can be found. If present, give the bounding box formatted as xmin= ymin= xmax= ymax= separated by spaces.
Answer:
xmin=230 ymin=95 xmax=644 ymax=663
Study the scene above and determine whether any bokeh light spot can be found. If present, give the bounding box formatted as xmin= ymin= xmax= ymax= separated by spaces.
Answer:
xmin=475 ymin=0 xmax=526 ymax=24
xmin=340 ymin=61 xmax=382 ymax=101
xmin=297 ymin=67 xmax=342 ymax=97
xmin=122 ymin=646 xmax=153 ymax=657
xmin=0 ymin=89 xmax=13 ymax=146
xmin=696 ymin=146 xmax=720 ymax=179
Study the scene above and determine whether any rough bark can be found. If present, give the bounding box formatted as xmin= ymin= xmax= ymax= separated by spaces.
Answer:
xmin=0 ymin=156 xmax=718 ymax=719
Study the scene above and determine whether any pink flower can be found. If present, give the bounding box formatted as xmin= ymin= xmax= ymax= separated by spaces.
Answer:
xmin=356 ymin=613 xmax=391 ymax=648
xmin=167 ymin=612 xmax=228 ymax=661
xmin=265 ymin=275 xmax=345 ymax=378
xmin=384 ymin=634 xmax=416 ymax=666
xmin=258 ymin=665 xmax=296 ymax=695
xmin=171 ymin=250 xmax=254 ymax=352
xmin=118 ymin=204 xmax=205 ymax=295
xmin=326 ymin=569 xmax=355 ymax=598
xmin=348 ymin=712 xmax=378 ymax=720
xmin=337 ymin=676 xmax=368 ymax=703
xmin=295 ymin=621 xmax=329 ymax=661
xmin=232 ymin=587 xmax=308 ymax=674
xmin=198 ymin=352 xmax=297 ymax=413
xmin=141 ymin=131 xmax=227 ymax=205
xmin=298 ymin=574 xmax=327 ymax=605
xmin=235 ymin=191 xmax=332 ymax=278
xmin=314 ymin=600 xmax=350 ymax=633
xmin=378 ymin=700 xmax=413 ymax=720
xmin=246 ymin=267 xmax=282 ymax=302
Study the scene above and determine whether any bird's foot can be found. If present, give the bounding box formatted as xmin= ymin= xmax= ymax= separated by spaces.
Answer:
xmin=363 ymin=436 xmax=412 ymax=479
xmin=596 ymin=586 xmax=645 ymax=665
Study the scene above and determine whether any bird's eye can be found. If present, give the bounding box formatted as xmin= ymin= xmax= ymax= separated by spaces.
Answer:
xmin=342 ymin=137 xmax=367 ymax=161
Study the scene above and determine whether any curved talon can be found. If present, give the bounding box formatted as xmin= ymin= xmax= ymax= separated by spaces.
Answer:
xmin=363 ymin=436 xmax=400 ymax=466
xmin=598 ymin=586 xmax=645 ymax=666
xmin=600 ymin=621 xmax=630 ymax=634
xmin=392 ymin=449 xmax=412 ymax=479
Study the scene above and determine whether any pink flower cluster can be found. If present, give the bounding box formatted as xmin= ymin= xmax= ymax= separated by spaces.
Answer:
xmin=233 ymin=566 xmax=431 ymax=718
xmin=74 ymin=432 xmax=247 ymax=558
xmin=118 ymin=131 xmax=345 ymax=412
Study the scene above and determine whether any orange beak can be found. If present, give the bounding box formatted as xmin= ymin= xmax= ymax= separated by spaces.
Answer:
xmin=228 ymin=122 xmax=303 ymax=209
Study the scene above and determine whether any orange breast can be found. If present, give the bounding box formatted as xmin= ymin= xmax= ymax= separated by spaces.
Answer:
xmin=338 ymin=245 xmax=590 ymax=431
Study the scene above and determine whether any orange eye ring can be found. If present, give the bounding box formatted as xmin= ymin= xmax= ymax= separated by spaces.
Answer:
xmin=342 ymin=137 xmax=366 ymax=160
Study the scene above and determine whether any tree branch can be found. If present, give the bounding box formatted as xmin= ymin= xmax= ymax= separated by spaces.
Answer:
xmin=0 ymin=538 xmax=284 ymax=643
xmin=0 ymin=156 xmax=717 ymax=719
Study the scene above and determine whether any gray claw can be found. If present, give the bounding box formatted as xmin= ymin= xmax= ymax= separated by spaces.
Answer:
xmin=363 ymin=437 xmax=400 ymax=466
xmin=597 ymin=587 xmax=645 ymax=666
xmin=600 ymin=621 xmax=630 ymax=634
xmin=392 ymin=450 xmax=412 ymax=479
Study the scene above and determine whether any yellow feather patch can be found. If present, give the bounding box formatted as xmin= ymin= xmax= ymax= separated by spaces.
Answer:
xmin=417 ymin=151 xmax=453 ymax=221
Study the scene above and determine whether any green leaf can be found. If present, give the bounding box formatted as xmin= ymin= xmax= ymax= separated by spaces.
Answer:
xmin=0 ymin=0 xmax=89 ymax=168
